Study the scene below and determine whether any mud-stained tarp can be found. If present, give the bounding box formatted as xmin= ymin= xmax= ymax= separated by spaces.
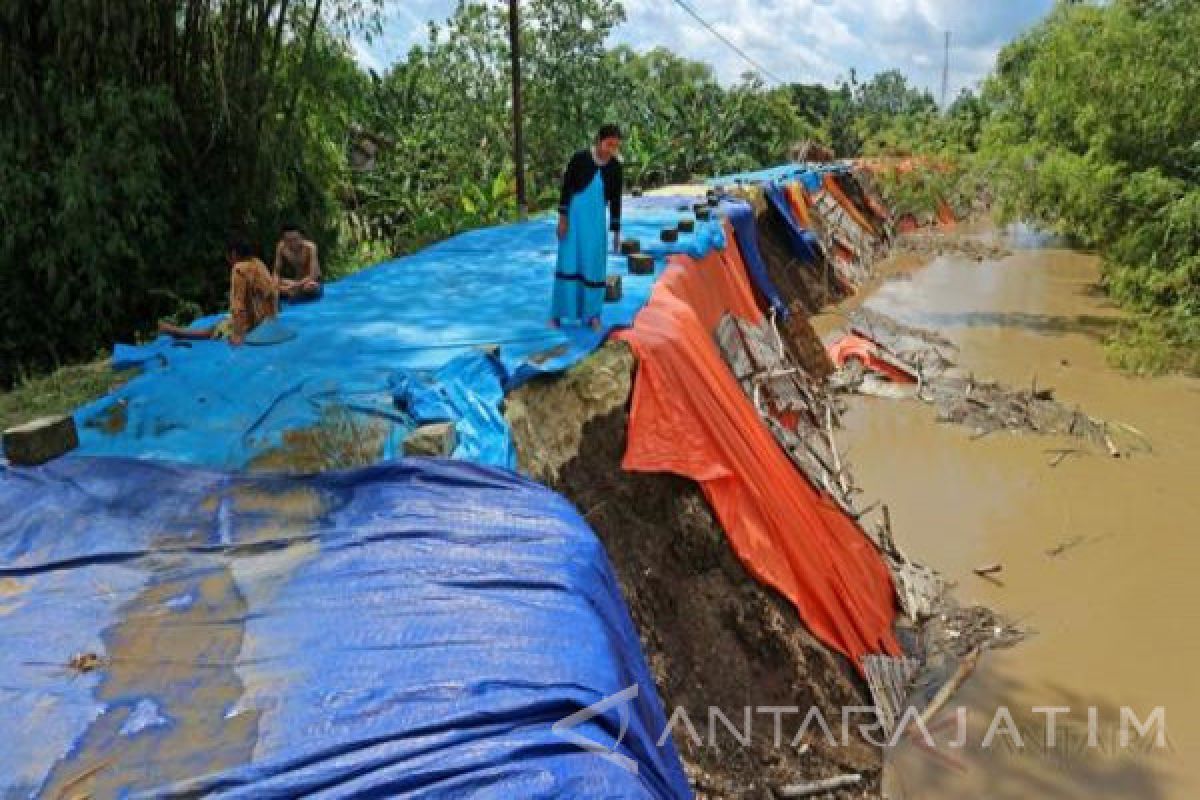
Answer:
xmin=616 ymin=245 xmax=900 ymax=669
xmin=707 ymin=164 xmax=834 ymax=192
xmin=822 ymin=173 xmax=879 ymax=237
xmin=0 ymin=457 xmax=689 ymax=799
xmin=72 ymin=199 xmax=725 ymax=471
xmin=722 ymin=201 xmax=788 ymax=318
xmin=764 ymin=183 xmax=824 ymax=264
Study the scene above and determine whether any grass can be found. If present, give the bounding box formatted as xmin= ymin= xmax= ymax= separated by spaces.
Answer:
xmin=0 ymin=357 xmax=130 ymax=431
xmin=324 ymin=237 xmax=395 ymax=282
xmin=1106 ymin=313 xmax=1200 ymax=377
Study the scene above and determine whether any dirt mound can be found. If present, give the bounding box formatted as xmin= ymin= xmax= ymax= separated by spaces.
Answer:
xmin=508 ymin=343 xmax=883 ymax=798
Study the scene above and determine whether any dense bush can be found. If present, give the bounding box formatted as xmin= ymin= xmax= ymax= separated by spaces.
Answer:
xmin=0 ymin=0 xmax=366 ymax=384
xmin=344 ymin=2 xmax=817 ymax=258
xmin=978 ymin=0 xmax=1200 ymax=371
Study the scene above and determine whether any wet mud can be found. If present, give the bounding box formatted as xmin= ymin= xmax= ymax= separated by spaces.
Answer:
xmin=37 ymin=483 xmax=325 ymax=798
xmin=508 ymin=345 xmax=885 ymax=799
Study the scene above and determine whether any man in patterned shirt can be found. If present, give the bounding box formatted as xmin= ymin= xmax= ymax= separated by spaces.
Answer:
xmin=158 ymin=237 xmax=279 ymax=346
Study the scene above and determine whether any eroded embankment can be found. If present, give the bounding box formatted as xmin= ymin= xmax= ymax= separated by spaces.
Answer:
xmin=504 ymin=172 xmax=1017 ymax=798
xmin=507 ymin=342 xmax=883 ymax=797
xmin=505 ymin=186 xmax=897 ymax=797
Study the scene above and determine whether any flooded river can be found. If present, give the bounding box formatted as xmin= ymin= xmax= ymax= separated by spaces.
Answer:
xmin=815 ymin=231 xmax=1200 ymax=799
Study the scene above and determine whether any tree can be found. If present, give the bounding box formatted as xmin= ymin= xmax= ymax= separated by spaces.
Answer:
xmin=978 ymin=0 xmax=1200 ymax=370
xmin=0 ymin=0 xmax=380 ymax=382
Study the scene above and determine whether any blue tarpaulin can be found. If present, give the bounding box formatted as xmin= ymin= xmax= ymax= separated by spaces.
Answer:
xmin=721 ymin=200 xmax=787 ymax=318
xmin=0 ymin=456 xmax=690 ymax=798
xmin=76 ymin=199 xmax=725 ymax=471
xmin=707 ymin=163 xmax=845 ymax=190
xmin=0 ymin=180 xmax=824 ymax=798
xmin=764 ymin=184 xmax=823 ymax=264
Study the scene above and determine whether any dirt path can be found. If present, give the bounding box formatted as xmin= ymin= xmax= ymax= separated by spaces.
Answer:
xmin=817 ymin=231 xmax=1200 ymax=798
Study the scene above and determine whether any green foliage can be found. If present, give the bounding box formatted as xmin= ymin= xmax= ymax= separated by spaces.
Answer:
xmin=1 ymin=0 xmax=1008 ymax=388
xmin=0 ymin=0 xmax=378 ymax=385
xmin=979 ymin=0 xmax=1200 ymax=373
xmin=1107 ymin=313 xmax=1200 ymax=376
xmin=342 ymin=3 xmax=813 ymax=258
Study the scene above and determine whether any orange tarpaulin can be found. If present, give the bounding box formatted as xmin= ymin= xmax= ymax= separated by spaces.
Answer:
xmin=615 ymin=233 xmax=900 ymax=669
xmin=822 ymin=174 xmax=878 ymax=237
xmin=895 ymin=213 xmax=919 ymax=234
xmin=784 ymin=183 xmax=814 ymax=230
xmin=936 ymin=199 xmax=957 ymax=228
xmin=647 ymin=222 xmax=763 ymax=329
xmin=864 ymin=192 xmax=892 ymax=223
xmin=833 ymin=239 xmax=857 ymax=265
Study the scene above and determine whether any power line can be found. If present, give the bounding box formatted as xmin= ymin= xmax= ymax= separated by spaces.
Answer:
xmin=668 ymin=0 xmax=788 ymax=85
xmin=940 ymin=30 xmax=951 ymax=109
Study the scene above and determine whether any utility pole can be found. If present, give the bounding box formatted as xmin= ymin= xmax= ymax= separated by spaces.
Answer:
xmin=508 ymin=0 xmax=527 ymax=219
xmin=941 ymin=30 xmax=951 ymax=110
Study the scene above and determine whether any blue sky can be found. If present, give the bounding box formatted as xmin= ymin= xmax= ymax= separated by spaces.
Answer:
xmin=357 ymin=1 xmax=1055 ymax=100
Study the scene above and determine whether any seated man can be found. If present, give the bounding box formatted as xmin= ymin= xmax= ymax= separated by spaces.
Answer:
xmin=273 ymin=224 xmax=322 ymax=301
xmin=158 ymin=237 xmax=279 ymax=346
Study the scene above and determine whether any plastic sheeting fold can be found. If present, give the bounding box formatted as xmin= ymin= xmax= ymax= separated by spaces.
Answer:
xmin=764 ymin=184 xmax=823 ymax=264
xmin=821 ymin=174 xmax=878 ymax=237
xmin=719 ymin=201 xmax=787 ymax=319
xmin=616 ymin=247 xmax=900 ymax=669
xmin=0 ymin=456 xmax=690 ymax=799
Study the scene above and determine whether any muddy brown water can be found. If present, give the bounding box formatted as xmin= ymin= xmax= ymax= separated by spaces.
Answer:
xmin=37 ymin=483 xmax=323 ymax=797
xmin=813 ymin=231 xmax=1200 ymax=798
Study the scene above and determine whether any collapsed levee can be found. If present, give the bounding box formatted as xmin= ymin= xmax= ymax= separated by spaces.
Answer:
xmin=506 ymin=342 xmax=886 ymax=798
xmin=505 ymin=180 xmax=904 ymax=796
xmin=506 ymin=164 xmax=1023 ymax=798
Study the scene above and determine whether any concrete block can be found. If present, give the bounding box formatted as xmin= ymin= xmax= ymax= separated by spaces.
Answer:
xmin=619 ymin=239 xmax=641 ymax=256
xmin=677 ymin=218 xmax=695 ymax=233
xmin=628 ymin=253 xmax=654 ymax=275
xmin=404 ymin=421 xmax=457 ymax=457
xmin=3 ymin=414 xmax=79 ymax=466
xmin=659 ymin=227 xmax=678 ymax=243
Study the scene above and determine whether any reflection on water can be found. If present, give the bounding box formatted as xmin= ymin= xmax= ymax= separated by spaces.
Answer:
xmin=876 ymin=308 xmax=1120 ymax=341
xmin=1002 ymin=222 xmax=1073 ymax=250
xmin=836 ymin=242 xmax=1200 ymax=799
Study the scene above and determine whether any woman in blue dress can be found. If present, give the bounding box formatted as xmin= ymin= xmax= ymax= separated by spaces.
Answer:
xmin=551 ymin=124 xmax=624 ymax=331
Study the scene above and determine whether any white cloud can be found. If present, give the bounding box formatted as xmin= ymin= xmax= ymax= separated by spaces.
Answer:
xmin=361 ymin=0 xmax=1055 ymax=100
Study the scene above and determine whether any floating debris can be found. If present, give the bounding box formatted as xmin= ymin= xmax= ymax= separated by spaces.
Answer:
xmin=831 ymin=309 xmax=1150 ymax=457
xmin=863 ymin=654 xmax=920 ymax=738
xmin=896 ymin=232 xmax=1012 ymax=262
